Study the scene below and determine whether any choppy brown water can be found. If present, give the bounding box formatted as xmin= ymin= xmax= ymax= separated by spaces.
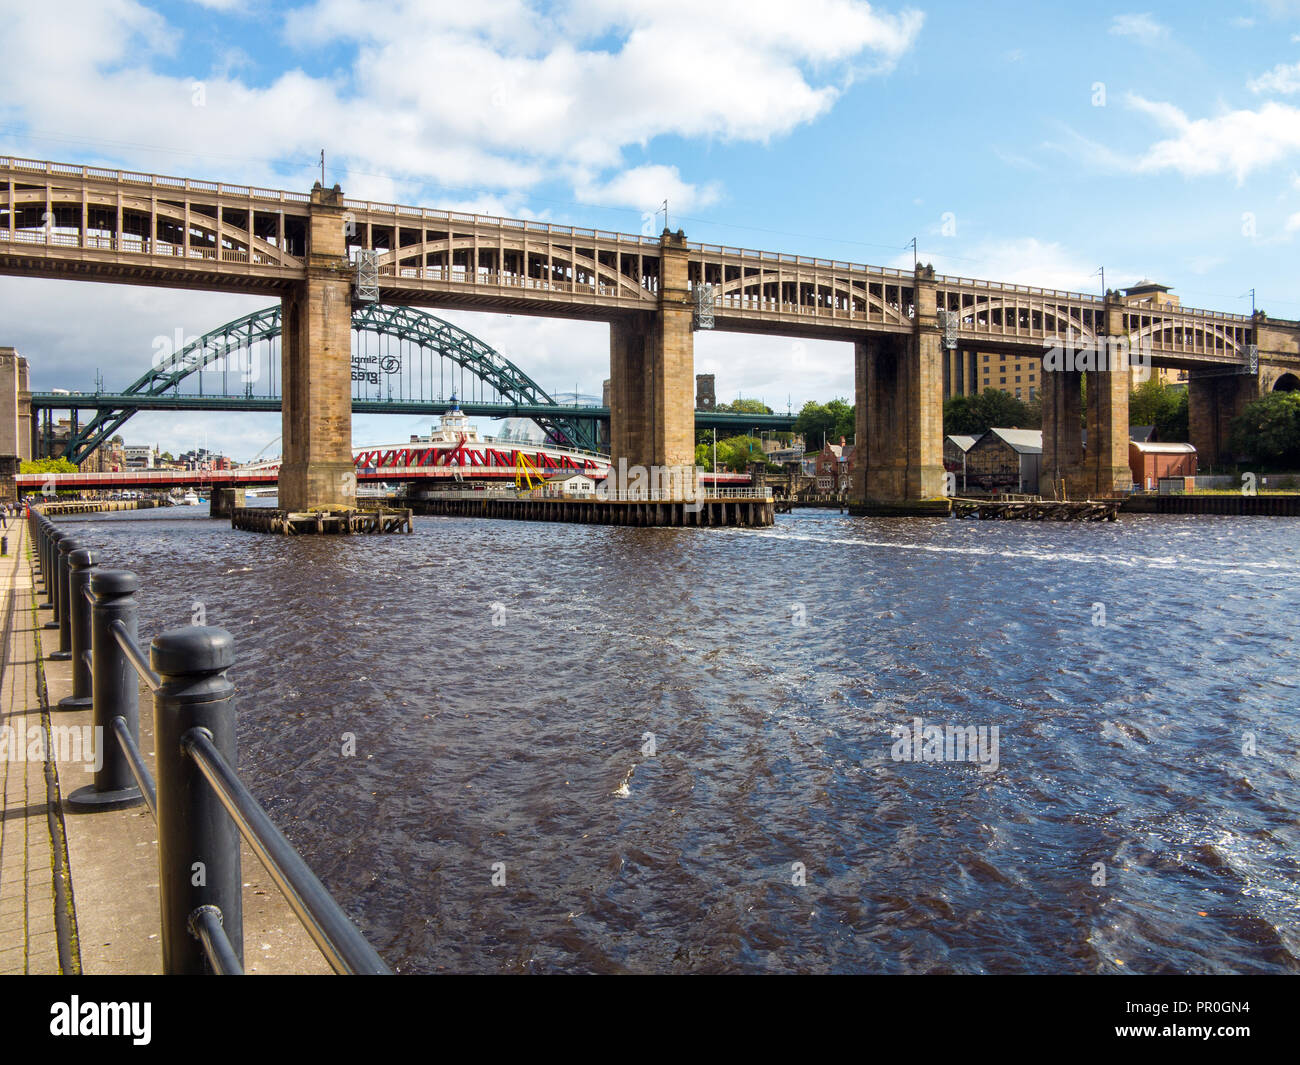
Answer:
xmin=55 ymin=506 xmax=1300 ymax=973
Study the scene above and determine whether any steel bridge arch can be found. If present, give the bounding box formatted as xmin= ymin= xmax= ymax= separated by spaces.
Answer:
xmin=63 ymin=303 xmax=598 ymax=463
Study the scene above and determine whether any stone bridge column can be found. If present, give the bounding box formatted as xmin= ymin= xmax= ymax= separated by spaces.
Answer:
xmin=210 ymin=487 xmax=246 ymax=519
xmin=1041 ymin=366 xmax=1084 ymax=499
xmin=1084 ymin=296 xmax=1133 ymax=496
xmin=277 ymin=184 xmax=356 ymax=512
xmin=852 ymin=265 xmax=944 ymax=505
xmin=608 ymin=229 xmax=696 ymax=499
xmin=1188 ymin=372 xmax=1258 ymax=466
xmin=1189 ymin=312 xmax=1299 ymax=466
xmin=18 ymin=356 xmax=31 ymax=463
xmin=0 ymin=347 xmax=22 ymax=499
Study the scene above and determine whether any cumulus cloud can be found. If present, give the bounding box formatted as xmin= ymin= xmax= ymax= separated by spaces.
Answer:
xmin=575 ymin=164 xmax=721 ymax=215
xmin=0 ymin=0 xmax=922 ymax=202
xmin=1126 ymin=94 xmax=1300 ymax=183
xmin=1248 ymin=61 xmax=1300 ymax=94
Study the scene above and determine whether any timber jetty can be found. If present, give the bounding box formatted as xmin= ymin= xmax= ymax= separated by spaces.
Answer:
xmin=951 ymin=498 xmax=1120 ymax=521
xmin=411 ymin=491 xmax=774 ymax=527
xmin=231 ymin=506 xmax=412 ymax=534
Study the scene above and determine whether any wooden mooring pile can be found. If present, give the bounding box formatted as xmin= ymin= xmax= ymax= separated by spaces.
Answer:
xmin=231 ymin=506 xmax=412 ymax=535
xmin=950 ymin=497 xmax=1120 ymax=521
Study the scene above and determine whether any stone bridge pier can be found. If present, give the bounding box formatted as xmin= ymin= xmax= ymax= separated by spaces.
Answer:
xmin=277 ymin=184 xmax=357 ymax=512
xmin=1041 ymin=296 xmax=1133 ymax=498
xmin=1188 ymin=315 xmax=1300 ymax=466
xmin=607 ymin=230 xmax=698 ymax=499
xmin=851 ymin=266 xmax=945 ymax=506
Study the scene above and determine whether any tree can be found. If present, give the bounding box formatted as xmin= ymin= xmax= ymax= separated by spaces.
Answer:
xmin=795 ymin=398 xmax=854 ymax=447
xmin=704 ymin=434 xmax=767 ymax=472
xmin=20 ymin=457 xmax=78 ymax=475
xmin=943 ymin=389 xmax=1039 ymax=437
xmin=1130 ymin=377 xmax=1189 ymax=441
xmin=717 ymin=397 xmax=773 ymax=415
xmin=1228 ymin=391 xmax=1300 ymax=467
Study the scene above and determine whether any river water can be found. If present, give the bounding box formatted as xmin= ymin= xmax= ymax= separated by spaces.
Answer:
xmin=51 ymin=506 xmax=1300 ymax=973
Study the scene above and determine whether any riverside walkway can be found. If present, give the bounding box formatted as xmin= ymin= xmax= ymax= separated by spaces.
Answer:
xmin=0 ymin=515 xmax=74 ymax=973
xmin=1 ymin=514 xmax=332 ymax=975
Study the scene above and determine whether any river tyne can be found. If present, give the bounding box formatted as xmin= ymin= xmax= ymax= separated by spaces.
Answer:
xmin=55 ymin=506 xmax=1300 ymax=974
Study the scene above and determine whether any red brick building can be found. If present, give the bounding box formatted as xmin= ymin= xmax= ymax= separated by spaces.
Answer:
xmin=1129 ymin=441 xmax=1196 ymax=490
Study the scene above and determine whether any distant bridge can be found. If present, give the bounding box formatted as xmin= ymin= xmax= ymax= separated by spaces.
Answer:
xmin=28 ymin=300 xmax=794 ymax=463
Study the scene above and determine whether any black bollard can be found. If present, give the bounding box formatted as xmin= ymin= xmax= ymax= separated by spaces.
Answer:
xmin=40 ymin=520 xmax=54 ymax=596
xmin=151 ymin=626 xmax=242 ymax=975
xmin=50 ymin=536 xmax=80 ymax=660
xmin=43 ymin=528 xmax=63 ymax=624
xmin=57 ymin=547 xmax=98 ymax=709
xmin=35 ymin=518 xmax=47 ymax=585
xmin=67 ymin=570 xmax=145 ymax=810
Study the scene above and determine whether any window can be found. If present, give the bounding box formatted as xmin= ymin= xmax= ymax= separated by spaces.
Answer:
xmin=1000 ymin=376 xmax=1006 ymax=385
xmin=1029 ymin=387 xmax=1036 ymax=400
xmin=983 ymin=354 xmax=989 ymax=362
xmin=1015 ymin=389 xmax=1022 ymax=399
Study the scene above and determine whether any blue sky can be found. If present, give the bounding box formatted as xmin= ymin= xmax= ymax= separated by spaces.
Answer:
xmin=5 ymin=0 xmax=1300 ymax=459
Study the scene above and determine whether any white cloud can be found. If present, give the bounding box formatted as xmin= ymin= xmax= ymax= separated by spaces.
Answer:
xmin=0 ymin=0 xmax=922 ymax=211
xmin=1126 ymin=94 xmax=1300 ymax=183
xmin=1108 ymin=13 xmax=1168 ymax=42
xmin=1248 ymin=61 xmax=1300 ymax=94
xmin=1284 ymin=211 xmax=1300 ymax=232
xmin=575 ymin=164 xmax=720 ymax=215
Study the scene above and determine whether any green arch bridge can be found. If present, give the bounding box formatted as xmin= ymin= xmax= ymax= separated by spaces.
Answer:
xmin=32 ymin=303 xmax=794 ymax=464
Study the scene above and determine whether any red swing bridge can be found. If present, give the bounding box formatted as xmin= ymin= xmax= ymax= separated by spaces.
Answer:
xmin=15 ymin=439 xmax=753 ymax=493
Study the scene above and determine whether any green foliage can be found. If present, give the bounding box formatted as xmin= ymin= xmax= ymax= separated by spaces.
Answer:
xmin=795 ymin=399 xmax=854 ymax=446
xmin=943 ymin=389 xmax=1040 ymax=437
xmin=695 ymin=434 xmax=767 ymax=472
xmin=716 ymin=397 xmax=773 ymax=415
xmin=1130 ymin=378 xmax=1188 ymax=440
xmin=1229 ymin=391 xmax=1300 ymax=467
xmin=20 ymin=457 xmax=78 ymax=475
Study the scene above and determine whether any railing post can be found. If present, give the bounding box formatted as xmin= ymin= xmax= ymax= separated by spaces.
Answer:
xmin=43 ymin=528 xmax=63 ymax=626
xmin=50 ymin=536 xmax=80 ymax=660
xmin=38 ymin=518 xmax=53 ymax=601
xmin=151 ymin=626 xmax=242 ymax=975
xmin=57 ymin=547 xmax=97 ymax=709
xmin=68 ymin=570 xmax=144 ymax=809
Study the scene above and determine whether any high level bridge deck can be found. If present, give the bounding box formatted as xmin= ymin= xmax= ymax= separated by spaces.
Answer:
xmin=5 ymin=155 xmax=1300 ymax=511
xmin=0 ymin=156 xmax=1264 ymax=362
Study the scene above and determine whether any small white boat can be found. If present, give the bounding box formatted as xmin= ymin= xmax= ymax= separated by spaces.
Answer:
xmin=182 ymin=490 xmax=200 ymax=506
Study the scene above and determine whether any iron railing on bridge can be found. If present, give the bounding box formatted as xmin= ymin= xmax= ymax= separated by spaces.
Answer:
xmin=26 ymin=507 xmax=390 ymax=976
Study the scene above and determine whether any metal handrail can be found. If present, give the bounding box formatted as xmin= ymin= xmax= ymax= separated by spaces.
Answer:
xmin=111 ymin=619 xmax=161 ymax=691
xmin=110 ymin=716 xmax=157 ymax=818
xmin=30 ymin=507 xmax=390 ymax=975
xmin=181 ymin=727 xmax=389 ymax=975
xmin=188 ymin=906 xmax=243 ymax=975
